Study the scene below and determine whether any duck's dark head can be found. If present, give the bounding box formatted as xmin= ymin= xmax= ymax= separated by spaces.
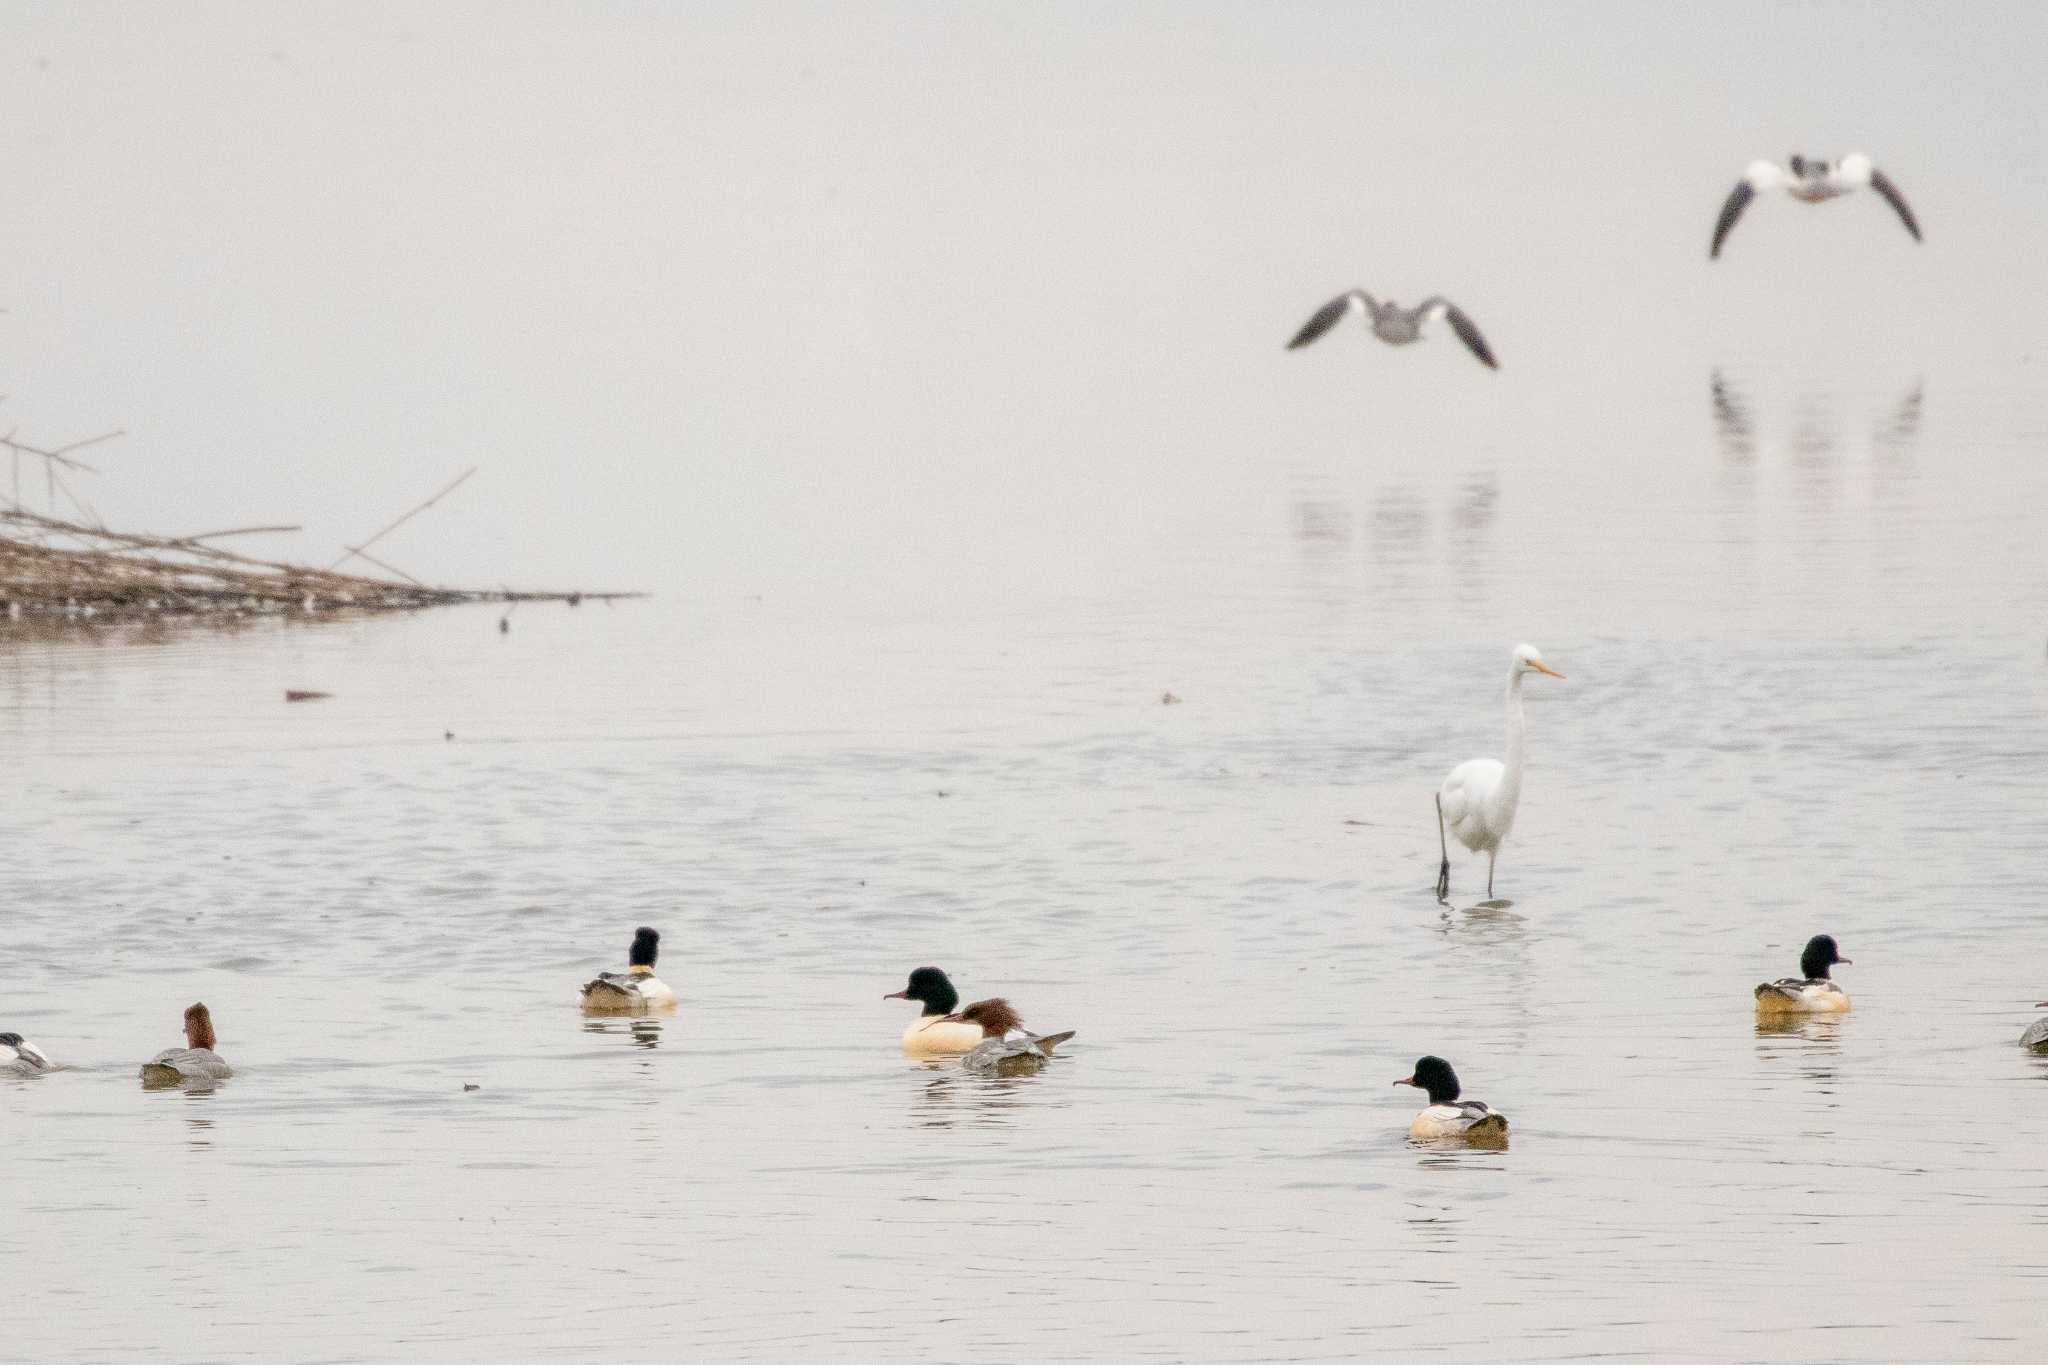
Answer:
xmin=1789 ymin=154 xmax=1807 ymax=176
xmin=629 ymin=927 xmax=661 ymax=972
xmin=1395 ymin=1055 xmax=1461 ymax=1105
xmin=1800 ymin=934 xmax=1850 ymax=981
xmin=184 ymin=1002 xmax=216 ymax=1051
xmin=884 ymin=966 xmax=958 ymax=1016
xmin=0 ymin=1032 xmax=21 ymax=1048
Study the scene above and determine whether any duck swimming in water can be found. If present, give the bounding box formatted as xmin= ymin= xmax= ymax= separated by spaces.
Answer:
xmin=2 ymin=1032 xmax=54 ymax=1076
xmin=954 ymin=999 xmax=1077 ymax=1075
xmin=885 ymin=966 xmax=1072 ymax=1060
xmin=2020 ymin=1004 xmax=2048 ymax=1050
xmin=140 ymin=1003 xmax=232 ymax=1086
xmin=1754 ymin=934 xmax=1852 ymax=1014
xmin=1394 ymin=1055 xmax=1508 ymax=1140
xmin=579 ymin=927 xmax=678 ymax=1013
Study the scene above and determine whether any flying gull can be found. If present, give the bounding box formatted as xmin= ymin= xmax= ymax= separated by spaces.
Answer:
xmin=1711 ymin=154 xmax=1922 ymax=259
xmin=1286 ymin=290 xmax=1498 ymax=370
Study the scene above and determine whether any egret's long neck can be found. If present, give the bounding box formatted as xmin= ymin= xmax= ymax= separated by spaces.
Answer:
xmin=1497 ymin=668 xmax=1528 ymax=817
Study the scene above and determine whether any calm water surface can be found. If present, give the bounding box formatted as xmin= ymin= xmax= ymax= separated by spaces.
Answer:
xmin=5 ymin=348 xmax=2048 ymax=1363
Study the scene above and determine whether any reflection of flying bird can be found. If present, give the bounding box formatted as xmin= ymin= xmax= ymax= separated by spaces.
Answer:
xmin=1434 ymin=644 xmax=1565 ymax=904
xmin=1709 ymin=370 xmax=1756 ymax=457
xmin=1709 ymin=370 xmax=1925 ymax=463
xmin=1710 ymin=154 xmax=1922 ymax=258
xmin=1287 ymin=289 xmax=1498 ymax=369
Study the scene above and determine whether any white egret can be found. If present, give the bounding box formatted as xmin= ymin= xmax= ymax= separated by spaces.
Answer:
xmin=1434 ymin=643 xmax=1565 ymax=903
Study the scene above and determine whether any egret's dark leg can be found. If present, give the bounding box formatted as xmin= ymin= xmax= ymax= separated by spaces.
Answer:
xmin=1487 ymin=850 xmax=1496 ymax=899
xmin=1434 ymin=793 xmax=1450 ymax=904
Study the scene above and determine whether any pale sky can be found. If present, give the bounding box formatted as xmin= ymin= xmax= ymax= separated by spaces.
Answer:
xmin=3 ymin=2 xmax=2043 ymax=600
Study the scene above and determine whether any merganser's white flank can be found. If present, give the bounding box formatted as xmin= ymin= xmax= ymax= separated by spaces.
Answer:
xmin=1754 ymin=935 xmax=1853 ymax=1014
xmin=1394 ymin=1056 xmax=1508 ymax=1141
xmin=1435 ymin=644 xmax=1565 ymax=903
xmin=1710 ymin=153 xmax=1922 ymax=258
xmin=886 ymin=966 xmax=1073 ymax=1061
xmin=2021 ymin=1004 xmax=2048 ymax=1050
xmin=1286 ymin=289 xmax=1498 ymax=369
xmin=1 ymin=1032 xmax=54 ymax=1076
xmin=579 ymin=927 xmax=679 ymax=1013
xmin=140 ymin=1003 xmax=232 ymax=1085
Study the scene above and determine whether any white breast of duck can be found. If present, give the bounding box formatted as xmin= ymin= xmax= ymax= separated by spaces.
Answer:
xmin=141 ymin=1003 xmax=231 ymax=1084
xmin=1 ymin=1032 xmax=54 ymax=1076
xmin=1754 ymin=935 xmax=1851 ymax=1014
xmin=1411 ymin=1100 xmax=1507 ymax=1140
xmin=579 ymin=927 xmax=678 ymax=1013
xmin=1396 ymin=1056 xmax=1508 ymax=1141
xmin=901 ymin=1013 xmax=987 ymax=1056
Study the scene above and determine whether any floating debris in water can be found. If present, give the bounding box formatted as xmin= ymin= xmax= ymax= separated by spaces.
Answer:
xmin=1161 ymin=691 xmax=1183 ymax=705
xmin=284 ymin=689 xmax=332 ymax=703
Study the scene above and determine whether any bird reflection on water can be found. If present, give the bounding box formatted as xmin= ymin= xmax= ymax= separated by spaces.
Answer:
xmin=908 ymin=1060 xmax=1064 ymax=1131
xmin=580 ymin=1017 xmax=666 ymax=1050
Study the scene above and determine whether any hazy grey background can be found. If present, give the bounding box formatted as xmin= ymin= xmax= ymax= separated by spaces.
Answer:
xmin=7 ymin=5 xmax=2048 ymax=1364
xmin=3 ymin=2 xmax=2044 ymax=611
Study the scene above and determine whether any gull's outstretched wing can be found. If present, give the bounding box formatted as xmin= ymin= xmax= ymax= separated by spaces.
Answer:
xmin=1286 ymin=290 xmax=1373 ymax=350
xmin=1867 ymin=168 xmax=1923 ymax=242
xmin=1711 ymin=161 xmax=1786 ymax=259
xmin=1420 ymin=298 xmax=1498 ymax=370
xmin=1709 ymin=182 xmax=1754 ymax=259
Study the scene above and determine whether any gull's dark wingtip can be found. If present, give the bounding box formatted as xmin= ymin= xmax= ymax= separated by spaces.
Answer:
xmin=1442 ymin=304 xmax=1498 ymax=371
xmin=1710 ymin=180 xmax=1755 ymax=260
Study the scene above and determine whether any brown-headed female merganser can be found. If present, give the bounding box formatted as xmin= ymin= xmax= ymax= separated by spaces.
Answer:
xmin=140 ymin=1003 xmax=232 ymax=1085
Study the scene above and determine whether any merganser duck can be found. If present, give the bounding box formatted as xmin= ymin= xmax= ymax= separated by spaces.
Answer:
xmin=578 ymin=927 xmax=678 ymax=1013
xmin=2020 ymin=1004 xmax=2048 ymax=1050
xmin=886 ymin=967 xmax=1069 ymax=1059
xmin=1753 ymin=935 xmax=1852 ymax=1014
xmin=1394 ymin=1055 xmax=1508 ymax=1141
xmin=140 ymin=1003 xmax=232 ymax=1085
xmin=1434 ymin=644 xmax=1566 ymax=903
xmin=2 ymin=1032 xmax=54 ymax=1076
xmin=1286 ymin=289 xmax=1498 ymax=369
xmin=952 ymin=999 xmax=1077 ymax=1075
xmin=1710 ymin=153 xmax=1922 ymax=259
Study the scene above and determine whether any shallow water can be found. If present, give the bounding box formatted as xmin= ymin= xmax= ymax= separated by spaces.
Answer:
xmin=9 ymin=7 xmax=2048 ymax=1362
xmin=5 ymin=343 xmax=2048 ymax=1363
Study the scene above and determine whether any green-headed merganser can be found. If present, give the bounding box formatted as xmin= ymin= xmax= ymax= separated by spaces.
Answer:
xmin=1394 ymin=1055 xmax=1508 ymax=1141
xmin=2 ymin=1032 xmax=54 ymax=1076
xmin=886 ymin=966 xmax=1071 ymax=1060
xmin=579 ymin=927 xmax=678 ymax=1013
xmin=1754 ymin=935 xmax=1852 ymax=1015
